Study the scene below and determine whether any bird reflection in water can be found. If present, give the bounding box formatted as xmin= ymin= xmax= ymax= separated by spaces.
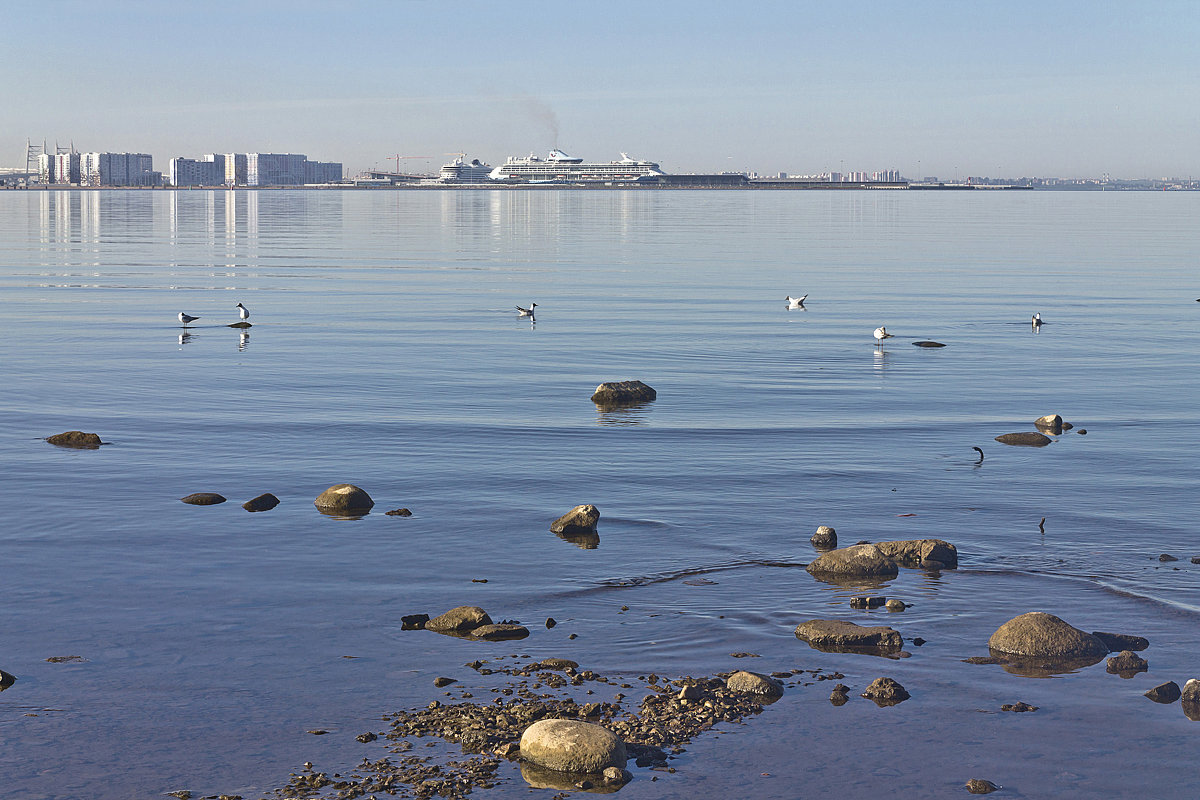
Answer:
xmin=178 ymin=331 xmax=194 ymax=347
xmin=238 ymin=330 xmax=250 ymax=352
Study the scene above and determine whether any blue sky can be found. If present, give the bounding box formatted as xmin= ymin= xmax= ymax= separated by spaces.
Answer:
xmin=5 ymin=0 xmax=1198 ymax=178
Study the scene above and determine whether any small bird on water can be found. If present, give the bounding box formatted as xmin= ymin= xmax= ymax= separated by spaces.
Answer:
xmin=236 ymin=302 xmax=249 ymax=321
xmin=516 ymin=303 xmax=537 ymax=317
xmin=1032 ymin=312 xmax=1042 ymax=326
xmin=785 ymin=294 xmax=807 ymax=309
xmin=178 ymin=312 xmax=200 ymax=326
xmin=873 ymin=326 xmax=895 ymax=344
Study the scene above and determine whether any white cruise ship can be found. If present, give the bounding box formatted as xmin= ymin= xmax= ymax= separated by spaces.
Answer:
xmin=489 ymin=150 xmax=664 ymax=183
xmin=439 ymin=155 xmax=493 ymax=183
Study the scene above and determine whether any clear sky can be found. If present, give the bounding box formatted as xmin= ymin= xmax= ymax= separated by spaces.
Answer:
xmin=5 ymin=0 xmax=1198 ymax=179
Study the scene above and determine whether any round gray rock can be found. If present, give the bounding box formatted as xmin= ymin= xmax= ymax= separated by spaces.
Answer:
xmin=181 ymin=493 xmax=226 ymax=505
xmin=242 ymin=492 xmax=280 ymax=512
xmin=806 ymin=544 xmax=899 ymax=579
xmin=725 ymin=670 xmax=784 ymax=697
xmin=425 ymin=606 xmax=493 ymax=632
xmin=550 ymin=504 xmax=600 ymax=533
xmin=987 ymin=612 xmax=1108 ymax=661
xmin=519 ymin=719 xmax=627 ymax=774
xmin=590 ymin=380 xmax=656 ymax=405
xmin=1144 ymin=681 xmax=1181 ymax=704
xmin=314 ymin=483 xmax=374 ymax=513
xmin=1183 ymin=678 xmax=1200 ymax=704
xmin=811 ymin=525 xmax=837 ymax=549
xmin=1035 ymin=414 xmax=1064 ymax=434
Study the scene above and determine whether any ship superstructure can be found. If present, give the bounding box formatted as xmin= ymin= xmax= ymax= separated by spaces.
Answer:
xmin=488 ymin=150 xmax=664 ymax=183
xmin=439 ymin=155 xmax=493 ymax=183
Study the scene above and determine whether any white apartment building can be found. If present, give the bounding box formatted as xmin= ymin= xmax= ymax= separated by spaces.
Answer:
xmin=81 ymin=153 xmax=155 ymax=186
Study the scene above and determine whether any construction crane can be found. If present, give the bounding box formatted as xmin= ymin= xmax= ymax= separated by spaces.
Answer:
xmin=387 ymin=154 xmax=435 ymax=173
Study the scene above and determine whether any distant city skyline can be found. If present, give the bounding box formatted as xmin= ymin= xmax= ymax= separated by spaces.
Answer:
xmin=5 ymin=1 xmax=1198 ymax=180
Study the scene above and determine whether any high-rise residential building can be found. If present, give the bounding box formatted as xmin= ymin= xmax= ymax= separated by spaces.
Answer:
xmin=37 ymin=153 xmax=55 ymax=183
xmin=52 ymin=152 xmax=81 ymax=184
xmin=304 ymin=160 xmax=343 ymax=183
xmin=246 ymin=153 xmax=307 ymax=186
xmin=81 ymin=153 xmax=155 ymax=186
xmin=170 ymin=157 xmax=224 ymax=186
xmin=224 ymin=154 xmax=248 ymax=186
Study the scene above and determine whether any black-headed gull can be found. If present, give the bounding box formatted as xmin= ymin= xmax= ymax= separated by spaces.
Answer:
xmin=873 ymin=326 xmax=894 ymax=344
xmin=516 ymin=303 xmax=537 ymax=317
xmin=236 ymin=302 xmax=249 ymax=321
xmin=785 ymin=294 xmax=807 ymax=309
xmin=178 ymin=312 xmax=200 ymax=326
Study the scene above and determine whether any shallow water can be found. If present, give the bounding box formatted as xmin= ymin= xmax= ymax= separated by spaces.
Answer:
xmin=0 ymin=188 xmax=1198 ymax=799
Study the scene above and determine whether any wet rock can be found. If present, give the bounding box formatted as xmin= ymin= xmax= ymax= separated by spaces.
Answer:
xmin=1091 ymin=631 xmax=1149 ymax=652
xmin=1035 ymin=413 xmax=1064 ymax=434
xmin=519 ymin=719 xmax=627 ymax=773
xmin=678 ymin=684 xmax=703 ymax=700
xmin=1159 ymin=553 xmax=1179 ymax=562
xmin=1106 ymin=650 xmax=1148 ymax=676
xmin=966 ymin=778 xmax=1000 ymax=794
xmin=241 ymin=492 xmax=279 ymax=512
xmin=1192 ymin=557 xmax=1200 ymax=565
xmin=829 ymin=683 xmax=850 ymax=705
xmin=385 ymin=507 xmax=412 ymax=516
xmin=861 ymin=676 xmax=909 ymax=706
xmin=1144 ymin=681 xmax=1181 ymax=704
xmin=885 ymin=599 xmax=907 ymax=612
xmin=494 ymin=741 xmax=520 ymax=759
xmin=912 ymin=341 xmax=946 ymax=347
xmin=537 ymin=658 xmax=579 ymax=671
xmin=850 ymin=596 xmax=886 ymax=609
xmin=805 ymin=544 xmax=899 ymax=580
xmin=46 ymin=430 xmax=105 ymax=448
xmin=180 ymin=492 xmax=226 ymax=505
xmin=426 ymin=606 xmax=493 ymax=632
xmin=0 ymin=669 xmax=16 ymax=690
xmin=313 ymin=483 xmax=374 ymax=514
xmin=995 ymin=431 xmax=1052 ymax=447
xmin=1001 ymin=701 xmax=1038 ymax=712
xmin=987 ymin=612 xmax=1109 ymax=662
xmin=875 ymin=538 xmax=959 ymax=569
xmin=550 ymin=504 xmax=600 ymax=534
xmin=1182 ymin=679 xmax=1200 ymax=704
xmin=602 ymin=766 xmax=632 ymax=786
xmin=725 ymin=670 xmax=784 ymax=697
xmin=471 ymin=623 xmax=530 ymax=641
xmin=433 ymin=676 xmax=456 ymax=688
xmin=590 ymin=380 xmax=657 ymax=406
xmin=811 ymin=525 xmax=837 ymax=549
xmin=794 ymin=619 xmax=904 ymax=654
xmin=1077 ymin=429 xmax=1088 ymax=435
xmin=401 ymin=613 xmax=429 ymax=630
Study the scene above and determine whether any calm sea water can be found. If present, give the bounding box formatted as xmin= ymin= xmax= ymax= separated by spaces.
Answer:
xmin=1 ymin=188 xmax=1198 ymax=799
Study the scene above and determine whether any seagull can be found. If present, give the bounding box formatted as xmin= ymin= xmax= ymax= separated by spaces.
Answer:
xmin=1032 ymin=312 xmax=1042 ymax=326
xmin=516 ymin=303 xmax=537 ymax=317
xmin=236 ymin=302 xmax=249 ymax=321
xmin=785 ymin=294 xmax=807 ymax=309
xmin=179 ymin=312 xmax=200 ymax=326
xmin=873 ymin=326 xmax=895 ymax=344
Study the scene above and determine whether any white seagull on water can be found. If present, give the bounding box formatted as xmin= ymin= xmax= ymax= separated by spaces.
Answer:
xmin=873 ymin=326 xmax=895 ymax=344
xmin=178 ymin=312 xmax=200 ymax=326
xmin=236 ymin=302 xmax=249 ymax=321
xmin=785 ymin=294 xmax=807 ymax=309
xmin=516 ymin=303 xmax=537 ymax=317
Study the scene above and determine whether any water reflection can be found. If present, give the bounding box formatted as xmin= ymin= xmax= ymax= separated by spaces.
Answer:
xmin=520 ymin=762 xmax=622 ymax=793
xmin=315 ymin=508 xmax=371 ymax=521
xmin=555 ymin=530 xmax=600 ymax=550
xmin=237 ymin=331 xmax=249 ymax=352
xmin=178 ymin=331 xmax=194 ymax=347
xmin=872 ymin=348 xmax=889 ymax=373
xmin=595 ymin=403 xmax=653 ymax=426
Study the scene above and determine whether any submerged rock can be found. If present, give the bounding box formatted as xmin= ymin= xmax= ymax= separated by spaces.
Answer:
xmin=810 ymin=525 xmax=838 ymax=550
xmin=242 ymin=492 xmax=280 ymax=512
xmin=995 ymin=431 xmax=1053 ymax=446
xmin=987 ymin=612 xmax=1109 ymax=663
xmin=400 ymin=613 xmax=429 ymax=630
xmin=806 ymin=544 xmax=899 ymax=580
xmin=313 ymin=483 xmax=374 ymax=514
xmin=385 ymin=507 xmax=413 ymax=516
xmin=874 ymin=538 xmax=958 ymax=569
xmin=794 ymin=619 xmax=904 ymax=654
xmin=911 ymin=340 xmax=946 ymax=347
xmin=966 ymin=778 xmax=1000 ymax=794
xmin=470 ymin=623 xmax=530 ymax=641
xmin=550 ymin=504 xmax=600 ymax=534
xmin=519 ymin=719 xmax=627 ymax=774
xmin=425 ymin=606 xmax=492 ymax=632
xmin=46 ymin=430 xmax=104 ymax=448
xmin=849 ymin=596 xmax=887 ymax=609
xmin=725 ymin=670 xmax=784 ymax=697
xmin=1144 ymin=681 xmax=1181 ymax=704
xmin=590 ymin=380 xmax=656 ymax=406
xmin=180 ymin=492 xmax=226 ymax=505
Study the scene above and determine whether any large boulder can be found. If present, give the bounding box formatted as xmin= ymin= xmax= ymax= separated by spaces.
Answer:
xmin=987 ymin=612 xmax=1108 ymax=662
xmin=794 ymin=619 xmax=904 ymax=654
xmin=426 ymin=606 xmax=493 ymax=632
xmin=874 ymin=539 xmax=958 ymax=569
xmin=313 ymin=483 xmax=374 ymax=514
xmin=806 ymin=544 xmax=898 ymax=579
xmin=519 ymin=719 xmax=627 ymax=774
xmin=46 ymin=430 xmax=104 ymax=448
xmin=725 ymin=670 xmax=784 ymax=697
xmin=590 ymin=380 xmax=656 ymax=406
xmin=550 ymin=504 xmax=599 ymax=534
